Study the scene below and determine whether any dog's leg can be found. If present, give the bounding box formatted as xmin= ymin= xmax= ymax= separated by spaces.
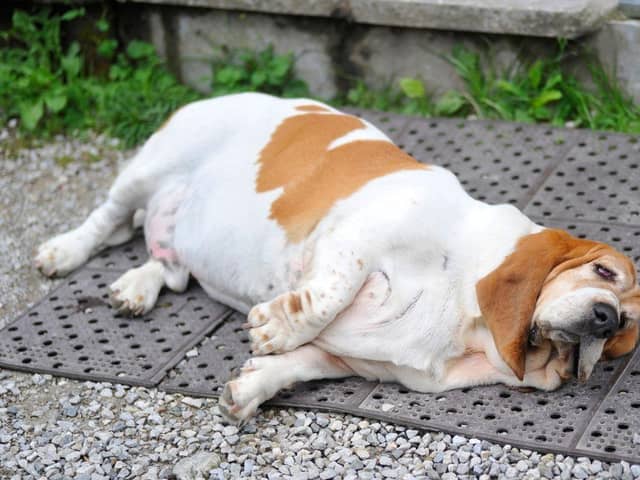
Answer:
xmin=219 ymin=345 xmax=354 ymax=425
xmin=109 ymin=259 xmax=166 ymax=316
xmin=34 ymin=197 xmax=135 ymax=277
xmin=247 ymin=238 xmax=371 ymax=355
xmin=33 ymin=140 xmax=160 ymax=278
xmin=109 ymin=184 xmax=190 ymax=316
xmin=109 ymin=257 xmax=189 ymax=316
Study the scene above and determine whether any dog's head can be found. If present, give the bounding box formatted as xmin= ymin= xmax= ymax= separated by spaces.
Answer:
xmin=476 ymin=228 xmax=640 ymax=382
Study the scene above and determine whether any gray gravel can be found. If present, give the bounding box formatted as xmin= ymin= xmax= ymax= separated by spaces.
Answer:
xmin=1 ymin=124 xmax=640 ymax=479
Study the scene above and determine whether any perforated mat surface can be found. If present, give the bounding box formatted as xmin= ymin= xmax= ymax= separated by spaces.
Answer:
xmin=1 ymin=109 xmax=639 ymax=463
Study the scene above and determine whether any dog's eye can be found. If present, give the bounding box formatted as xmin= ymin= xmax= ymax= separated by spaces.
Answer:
xmin=594 ymin=263 xmax=616 ymax=281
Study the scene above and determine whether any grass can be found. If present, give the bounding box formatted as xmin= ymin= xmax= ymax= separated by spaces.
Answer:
xmin=1 ymin=8 xmax=639 ymax=152
xmin=340 ymin=44 xmax=640 ymax=134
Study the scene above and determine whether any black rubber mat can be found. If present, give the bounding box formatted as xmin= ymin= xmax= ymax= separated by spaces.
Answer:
xmin=162 ymin=312 xmax=376 ymax=411
xmin=0 ymin=251 xmax=233 ymax=386
xmin=524 ymin=132 xmax=640 ymax=225
xmin=2 ymin=110 xmax=640 ymax=463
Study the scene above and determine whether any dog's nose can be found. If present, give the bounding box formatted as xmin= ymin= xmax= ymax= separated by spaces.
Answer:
xmin=591 ymin=302 xmax=619 ymax=338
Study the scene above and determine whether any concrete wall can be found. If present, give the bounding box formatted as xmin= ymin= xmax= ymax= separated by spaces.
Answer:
xmin=589 ymin=20 xmax=640 ymax=102
xmin=113 ymin=3 xmax=565 ymax=100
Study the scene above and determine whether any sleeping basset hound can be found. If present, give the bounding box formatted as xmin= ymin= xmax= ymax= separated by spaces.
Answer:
xmin=34 ymin=93 xmax=640 ymax=425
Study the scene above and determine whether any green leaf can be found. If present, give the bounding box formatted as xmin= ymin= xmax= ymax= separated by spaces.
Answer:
xmin=544 ymin=72 xmax=563 ymax=90
xmin=514 ymin=110 xmax=534 ymax=123
xmin=97 ymin=39 xmax=118 ymax=58
xmin=19 ymin=99 xmax=44 ymax=130
xmin=528 ymin=60 xmax=543 ymax=89
xmin=126 ymin=41 xmax=156 ymax=60
xmin=215 ymin=66 xmax=245 ymax=87
xmin=434 ymin=91 xmax=465 ymax=116
xmin=61 ymin=8 xmax=85 ymax=21
xmin=399 ymin=78 xmax=425 ymax=99
xmin=531 ymin=90 xmax=562 ymax=108
xmin=61 ymin=42 xmax=82 ymax=78
xmin=271 ymin=56 xmax=291 ymax=77
xmin=96 ymin=18 xmax=109 ymax=32
xmin=12 ymin=11 xmax=33 ymax=32
xmin=481 ymin=98 xmax=511 ymax=119
xmin=61 ymin=54 xmax=81 ymax=79
xmin=44 ymin=92 xmax=67 ymax=113
xmin=496 ymin=80 xmax=524 ymax=97
xmin=250 ymin=70 xmax=267 ymax=87
xmin=532 ymin=106 xmax=552 ymax=120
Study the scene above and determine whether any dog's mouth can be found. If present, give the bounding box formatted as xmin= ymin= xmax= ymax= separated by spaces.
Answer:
xmin=529 ymin=325 xmax=606 ymax=382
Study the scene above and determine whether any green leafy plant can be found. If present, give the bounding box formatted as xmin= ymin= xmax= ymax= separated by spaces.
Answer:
xmin=210 ymin=46 xmax=309 ymax=98
xmin=338 ymin=42 xmax=640 ymax=134
xmin=445 ymin=43 xmax=640 ymax=132
xmin=0 ymin=8 xmax=201 ymax=147
xmin=95 ymin=39 xmax=201 ymax=147
xmin=0 ymin=8 xmax=89 ymax=132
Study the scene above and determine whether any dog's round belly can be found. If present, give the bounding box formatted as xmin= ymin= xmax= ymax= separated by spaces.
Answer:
xmin=172 ymin=167 xmax=308 ymax=309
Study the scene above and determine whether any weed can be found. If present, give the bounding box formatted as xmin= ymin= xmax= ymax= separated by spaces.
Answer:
xmin=209 ymin=46 xmax=309 ymax=98
xmin=95 ymin=39 xmax=201 ymax=147
xmin=0 ymin=8 xmax=200 ymax=147
xmin=340 ymin=42 xmax=640 ymax=134
xmin=0 ymin=8 xmax=89 ymax=132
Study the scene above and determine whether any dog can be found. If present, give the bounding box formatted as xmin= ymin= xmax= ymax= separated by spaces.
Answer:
xmin=34 ymin=93 xmax=640 ymax=425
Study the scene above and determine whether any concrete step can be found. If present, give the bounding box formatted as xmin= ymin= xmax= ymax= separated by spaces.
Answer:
xmin=122 ymin=0 xmax=618 ymax=37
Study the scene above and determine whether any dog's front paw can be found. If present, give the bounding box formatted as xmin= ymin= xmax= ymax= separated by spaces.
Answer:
xmin=34 ymin=233 xmax=90 ymax=277
xmin=218 ymin=358 xmax=270 ymax=426
xmin=247 ymin=291 xmax=318 ymax=355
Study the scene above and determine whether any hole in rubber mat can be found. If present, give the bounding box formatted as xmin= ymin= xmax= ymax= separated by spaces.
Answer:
xmin=0 ymin=266 xmax=231 ymax=386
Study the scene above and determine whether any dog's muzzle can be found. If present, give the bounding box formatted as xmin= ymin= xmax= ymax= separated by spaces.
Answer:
xmin=529 ymin=301 xmax=620 ymax=383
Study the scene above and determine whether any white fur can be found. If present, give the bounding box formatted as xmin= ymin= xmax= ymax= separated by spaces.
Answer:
xmin=36 ymin=93 xmax=563 ymax=425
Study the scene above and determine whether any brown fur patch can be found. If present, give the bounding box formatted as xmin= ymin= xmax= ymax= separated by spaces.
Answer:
xmin=288 ymin=293 xmax=302 ymax=314
xmin=257 ymin=113 xmax=364 ymax=192
xmin=296 ymin=104 xmax=330 ymax=112
xmin=476 ymin=228 xmax=616 ymax=380
xmin=257 ymin=113 xmax=427 ymax=242
xmin=603 ymin=322 xmax=639 ymax=359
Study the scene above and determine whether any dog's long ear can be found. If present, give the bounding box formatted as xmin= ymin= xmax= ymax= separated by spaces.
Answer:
xmin=476 ymin=229 xmax=604 ymax=380
xmin=604 ymin=289 xmax=640 ymax=359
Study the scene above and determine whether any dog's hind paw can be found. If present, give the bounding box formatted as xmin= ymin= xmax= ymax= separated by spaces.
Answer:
xmin=34 ymin=233 xmax=90 ymax=277
xmin=109 ymin=261 xmax=165 ymax=316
